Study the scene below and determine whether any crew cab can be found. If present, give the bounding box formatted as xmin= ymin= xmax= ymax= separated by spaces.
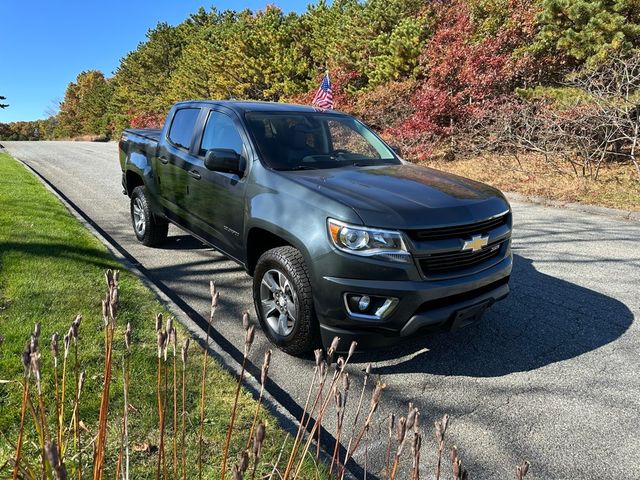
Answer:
xmin=119 ymin=100 xmax=512 ymax=354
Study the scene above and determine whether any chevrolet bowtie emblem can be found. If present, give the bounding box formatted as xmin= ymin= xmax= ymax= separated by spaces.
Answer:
xmin=462 ymin=235 xmax=489 ymax=252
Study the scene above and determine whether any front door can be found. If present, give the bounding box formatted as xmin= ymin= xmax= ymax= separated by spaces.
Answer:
xmin=188 ymin=108 xmax=249 ymax=259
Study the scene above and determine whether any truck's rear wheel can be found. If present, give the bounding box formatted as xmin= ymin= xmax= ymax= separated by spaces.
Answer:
xmin=130 ymin=186 xmax=168 ymax=247
xmin=253 ymin=246 xmax=320 ymax=355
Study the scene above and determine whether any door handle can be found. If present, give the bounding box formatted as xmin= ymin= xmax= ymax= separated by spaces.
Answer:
xmin=188 ymin=169 xmax=201 ymax=180
xmin=158 ymin=156 xmax=169 ymax=164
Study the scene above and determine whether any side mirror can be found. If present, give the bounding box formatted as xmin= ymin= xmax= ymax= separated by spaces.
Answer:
xmin=204 ymin=148 xmax=242 ymax=174
xmin=389 ymin=144 xmax=402 ymax=157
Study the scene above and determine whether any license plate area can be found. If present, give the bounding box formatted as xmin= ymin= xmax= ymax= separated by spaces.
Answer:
xmin=450 ymin=300 xmax=491 ymax=331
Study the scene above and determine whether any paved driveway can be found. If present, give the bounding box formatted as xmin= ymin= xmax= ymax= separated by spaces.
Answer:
xmin=4 ymin=141 xmax=639 ymax=479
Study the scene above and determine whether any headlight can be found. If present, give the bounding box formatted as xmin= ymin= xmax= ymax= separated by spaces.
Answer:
xmin=327 ymin=219 xmax=410 ymax=263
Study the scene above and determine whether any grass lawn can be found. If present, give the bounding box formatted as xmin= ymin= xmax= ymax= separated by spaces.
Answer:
xmin=423 ymin=153 xmax=640 ymax=212
xmin=0 ymin=152 xmax=320 ymax=478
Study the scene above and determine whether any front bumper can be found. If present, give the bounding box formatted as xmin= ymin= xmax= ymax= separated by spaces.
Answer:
xmin=315 ymin=253 xmax=512 ymax=350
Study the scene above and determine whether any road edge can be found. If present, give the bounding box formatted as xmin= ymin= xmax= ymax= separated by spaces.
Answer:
xmin=12 ymin=154 xmax=359 ymax=479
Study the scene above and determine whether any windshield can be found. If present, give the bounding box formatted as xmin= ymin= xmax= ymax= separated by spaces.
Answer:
xmin=244 ymin=111 xmax=400 ymax=170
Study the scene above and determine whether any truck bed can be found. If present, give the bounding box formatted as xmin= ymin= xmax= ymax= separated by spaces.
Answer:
xmin=124 ymin=128 xmax=162 ymax=143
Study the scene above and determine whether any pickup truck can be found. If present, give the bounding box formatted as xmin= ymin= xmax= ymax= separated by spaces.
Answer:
xmin=119 ymin=100 xmax=512 ymax=354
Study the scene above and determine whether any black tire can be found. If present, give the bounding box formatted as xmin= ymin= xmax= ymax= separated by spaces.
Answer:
xmin=130 ymin=186 xmax=168 ymax=247
xmin=253 ymin=246 xmax=320 ymax=355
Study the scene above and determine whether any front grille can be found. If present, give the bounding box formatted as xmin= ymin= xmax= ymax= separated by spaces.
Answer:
xmin=419 ymin=241 xmax=504 ymax=275
xmin=407 ymin=213 xmax=509 ymax=241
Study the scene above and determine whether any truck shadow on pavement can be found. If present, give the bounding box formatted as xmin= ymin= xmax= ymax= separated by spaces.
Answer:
xmin=357 ymin=254 xmax=634 ymax=377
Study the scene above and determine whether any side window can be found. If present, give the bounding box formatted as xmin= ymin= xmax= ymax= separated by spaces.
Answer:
xmin=200 ymin=111 xmax=244 ymax=157
xmin=168 ymin=108 xmax=200 ymax=150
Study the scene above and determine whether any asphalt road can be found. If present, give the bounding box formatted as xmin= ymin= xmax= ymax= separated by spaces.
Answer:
xmin=4 ymin=141 xmax=639 ymax=479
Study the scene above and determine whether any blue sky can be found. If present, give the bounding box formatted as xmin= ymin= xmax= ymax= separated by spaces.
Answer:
xmin=0 ymin=1 xmax=309 ymax=123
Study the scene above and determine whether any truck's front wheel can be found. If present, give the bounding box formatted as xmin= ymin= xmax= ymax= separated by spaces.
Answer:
xmin=130 ymin=186 xmax=168 ymax=247
xmin=253 ymin=246 xmax=320 ymax=355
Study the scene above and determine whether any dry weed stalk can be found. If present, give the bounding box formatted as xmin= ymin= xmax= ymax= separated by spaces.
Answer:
xmin=292 ymin=341 xmax=359 ymax=480
xmin=198 ymin=281 xmax=219 ymax=480
xmin=247 ymin=349 xmax=272 ymax=450
xmin=221 ymin=313 xmax=255 ymax=480
xmin=121 ymin=322 xmax=132 ymax=480
xmin=338 ymin=379 xmax=385 ymax=480
xmin=156 ymin=325 xmax=168 ymax=480
xmin=51 ymin=333 xmax=61 ymax=451
xmin=434 ymin=414 xmax=449 ymax=480
xmin=516 ymin=460 xmax=530 ymax=480
xmin=180 ymin=338 xmax=190 ymax=480
xmin=390 ymin=403 xmax=419 ymax=480
xmin=93 ymin=269 xmax=118 ymax=480
xmin=450 ymin=446 xmax=468 ymax=480
xmin=168 ymin=320 xmax=178 ymax=480
xmin=12 ymin=340 xmax=33 ymax=480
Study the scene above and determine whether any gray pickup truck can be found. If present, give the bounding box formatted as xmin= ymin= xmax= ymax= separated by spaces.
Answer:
xmin=119 ymin=100 xmax=512 ymax=354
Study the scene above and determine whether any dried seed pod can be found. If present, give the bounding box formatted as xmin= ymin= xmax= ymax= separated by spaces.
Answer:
xmin=450 ymin=445 xmax=458 ymax=465
xmin=30 ymin=333 xmax=38 ymax=354
xmin=365 ymin=363 xmax=372 ymax=378
xmin=516 ymin=460 xmax=530 ymax=480
xmin=21 ymin=340 xmax=32 ymax=378
xmin=113 ymin=270 xmax=120 ymax=285
xmin=328 ymin=336 xmax=340 ymax=361
xmin=261 ymin=349 xmax=272 ymax=385
xmin=78 ymin=370 xmax=86 ymax=393
xmin=109 ymin=288 xmax=119 ymax=320
xmin=155 ymin=313 xmax=163 ymax=332
xmin=105 ymin=269 xmax=113 ymax=287
xmin=244 ymin=324 xmax=255 ymax=356
xmin=348 ymin=340 xmax=357 ymax=358
xmin=253 ymin=421 xmax=266 ymax=458
xmin=71 ymin=315 xmax=81 ymax=341
xmin=33 ymin=322 xmax=41 ymax=340
xmin=63 ymin=332 xmax=71 ymax=359
xmin=406 ymin=403 xmax=418 ymax=431
xmin=232 ymin=464 xmax=243 ymax=480
xmin=369 ymin=381 xmax=386 ymax=416
xmin=336 ymin=356 xmax=345 ymax=371
xmin=31 ymin=350 xmax=42 ymax=394
xmin=396 ymin=416 xmax=407 ymax=442
xmin=242 ymin=311 xmax=250 ymax=331
xmin=342 ymin=371 xmax=350 ymax=393
xmin=314 ymin=348 xmax=324 ymax=367
xmin=209 ymin=281 xmax=216 ymax=301
xmin=124 ymin=322 xmax=132 ymax=353
xmin=239 ymin=449 xmax=250 ymax=473
xmin=157 ymin=330 xmax=167 ymax=359
xmin=319 ymin=360 xmax=328 ymax=378
xmin=166 ymin=317 xmax=173 ymax=336
xmin=101 ymin=299 xmax=108 ymax=324
xmin=181 ymin=338 xmax=190 ymax=365
xmin=51 ymin=333 xmax=59 ymax=367
xmin=45 ymin=441 xmax=67 ymax=480
xmin=335 ymin=390 xmax=344 ymax=418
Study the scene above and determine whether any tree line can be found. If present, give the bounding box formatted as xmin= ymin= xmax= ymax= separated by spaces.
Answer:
xmin=2 ymin=0 xmax=639 ymax=165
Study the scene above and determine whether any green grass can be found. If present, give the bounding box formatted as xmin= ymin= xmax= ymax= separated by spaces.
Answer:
xmin=0 ymin=152 xmax=321 ymax=478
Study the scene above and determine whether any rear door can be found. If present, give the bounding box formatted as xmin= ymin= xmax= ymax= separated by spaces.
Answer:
xmin=188 ymin=107 xmax=250 ymax=259
xmin=155 ymin=107 xmax=202 ymax=221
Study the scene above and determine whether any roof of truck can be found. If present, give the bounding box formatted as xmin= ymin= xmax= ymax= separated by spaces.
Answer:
xmin=173 ymin=99 xmax=346 ymax=115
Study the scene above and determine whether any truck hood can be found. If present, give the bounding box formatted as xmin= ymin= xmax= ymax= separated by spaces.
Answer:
xmin=279 ymin=164 xmax=510 ymax=229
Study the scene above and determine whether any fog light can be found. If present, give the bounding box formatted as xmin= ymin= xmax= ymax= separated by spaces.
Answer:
xmin=358 ymin=295 xmax=370 ymax=311
xmin=344 ymin=293 xmax=399 ymax=320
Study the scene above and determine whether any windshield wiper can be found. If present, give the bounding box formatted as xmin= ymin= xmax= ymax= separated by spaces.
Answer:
xmin=288 ymin=165 xmax=318 ymax=171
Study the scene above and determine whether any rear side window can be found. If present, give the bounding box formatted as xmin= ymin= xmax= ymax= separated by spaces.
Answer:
xmin=168 ymin=108 xmax=200 ymax=150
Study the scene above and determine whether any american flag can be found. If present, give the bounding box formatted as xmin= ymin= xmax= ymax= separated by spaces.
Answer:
xmin=312 ymin=72 xmax=334 ymax=109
